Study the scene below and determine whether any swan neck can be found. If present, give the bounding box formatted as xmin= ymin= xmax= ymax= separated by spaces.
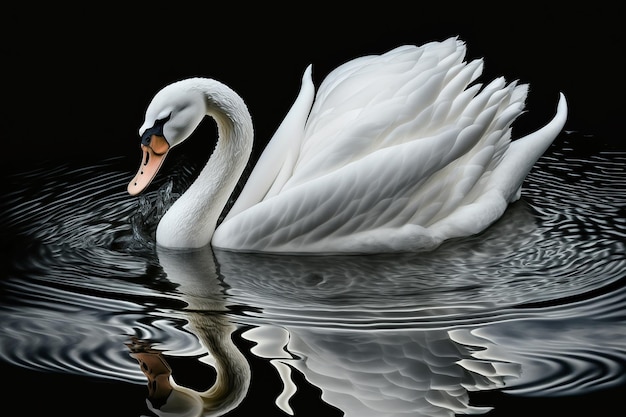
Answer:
xmin=157 ymin=82 xmax=254 ymax=249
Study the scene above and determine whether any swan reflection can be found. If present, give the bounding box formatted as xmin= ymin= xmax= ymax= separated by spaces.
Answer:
xmin=244 ymin=325 xmax=521 ymax=416
xmin=129 ymin=247 xmax=250 ymax=416
xmin=139 ymin=246 xmax=527 ymax=416
xmin=121 ymin=191 xmax=626 ymax=416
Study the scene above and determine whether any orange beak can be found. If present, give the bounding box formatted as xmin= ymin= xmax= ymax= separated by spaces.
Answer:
xmin=127 ymin=134 xmax=170 ymax=196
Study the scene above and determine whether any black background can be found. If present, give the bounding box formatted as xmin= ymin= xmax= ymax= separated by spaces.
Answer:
xmin=2 ymin=3 xmax=624 ymax=174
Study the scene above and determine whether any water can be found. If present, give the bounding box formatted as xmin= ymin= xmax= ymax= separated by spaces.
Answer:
xmin=1 ymin=135 xmax=625 ymax=416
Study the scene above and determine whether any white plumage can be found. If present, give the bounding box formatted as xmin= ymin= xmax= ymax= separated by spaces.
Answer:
xmin=128 ymin=37 xmax=567 ymax=253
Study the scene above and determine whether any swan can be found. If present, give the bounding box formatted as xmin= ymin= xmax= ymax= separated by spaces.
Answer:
xmin=127 ymin=37 xmax=567 ymax=253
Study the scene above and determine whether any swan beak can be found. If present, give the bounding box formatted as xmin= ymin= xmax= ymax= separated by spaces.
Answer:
xmin=127 ymin=134 xmax=170 ymax=195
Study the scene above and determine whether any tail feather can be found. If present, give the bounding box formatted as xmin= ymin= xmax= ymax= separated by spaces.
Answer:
xmin=493 ymin=93 xmax=568 ymax=201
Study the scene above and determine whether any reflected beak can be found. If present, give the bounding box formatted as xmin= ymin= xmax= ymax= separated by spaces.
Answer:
xmin=129 ymin=351 xmax=173 ymax=404
xmin=127 ymin=134 xmax=170 ymax=196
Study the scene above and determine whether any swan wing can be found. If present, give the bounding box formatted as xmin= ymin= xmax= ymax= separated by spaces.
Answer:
xmin=224 ymin=66 xmax=315 ymax=221
xmin=284 ymin=38 xmax=484 ymax=191
xmin=214 ymin=37 xmax=566 ymax=253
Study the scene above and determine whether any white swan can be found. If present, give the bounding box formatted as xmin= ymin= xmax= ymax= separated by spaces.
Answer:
xmin=128 ymin=37 xmax=567 ymax=253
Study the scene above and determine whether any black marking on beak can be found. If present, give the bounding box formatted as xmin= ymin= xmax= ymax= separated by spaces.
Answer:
xmin=141 ymin=114 xmax=171 ymax=146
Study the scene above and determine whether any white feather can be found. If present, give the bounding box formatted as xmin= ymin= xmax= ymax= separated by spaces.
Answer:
xmin=131 ymin=37 xmax=567 ymax=253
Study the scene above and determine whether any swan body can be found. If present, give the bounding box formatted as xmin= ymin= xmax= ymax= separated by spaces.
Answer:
xmin=128 ymin=37 xmax=567 ymax=253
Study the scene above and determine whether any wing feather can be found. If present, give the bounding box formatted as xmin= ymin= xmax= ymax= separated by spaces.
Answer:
xmin=213 ymin=37 xmax=541 ymax=252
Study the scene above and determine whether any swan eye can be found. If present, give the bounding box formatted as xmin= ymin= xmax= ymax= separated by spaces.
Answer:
xmin=140 ymin=113 xmax=171 ymax=146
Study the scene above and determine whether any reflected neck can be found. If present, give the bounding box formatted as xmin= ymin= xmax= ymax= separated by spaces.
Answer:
xmin=189 ymin=314 xmax=251 ymax=407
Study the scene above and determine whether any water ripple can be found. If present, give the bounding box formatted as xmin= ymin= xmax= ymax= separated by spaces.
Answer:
xmin=0 ymin=136 xmax=625 ymax=412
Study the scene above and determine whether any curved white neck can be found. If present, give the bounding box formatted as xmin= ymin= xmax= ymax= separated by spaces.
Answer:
xmin=157 ymin=81 xmax=254 ymax=248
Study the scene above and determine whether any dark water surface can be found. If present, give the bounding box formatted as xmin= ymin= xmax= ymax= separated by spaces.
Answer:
xmin=1 ymin=135 xmax=625 ymax=416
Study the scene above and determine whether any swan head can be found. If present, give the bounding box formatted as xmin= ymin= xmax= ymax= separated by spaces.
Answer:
xmin=128 ymin=79 xmax=207 ymax=196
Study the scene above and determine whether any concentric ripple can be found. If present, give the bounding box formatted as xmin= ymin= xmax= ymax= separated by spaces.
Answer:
xmin=0 ymin=135 xmax=625 ymax=412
